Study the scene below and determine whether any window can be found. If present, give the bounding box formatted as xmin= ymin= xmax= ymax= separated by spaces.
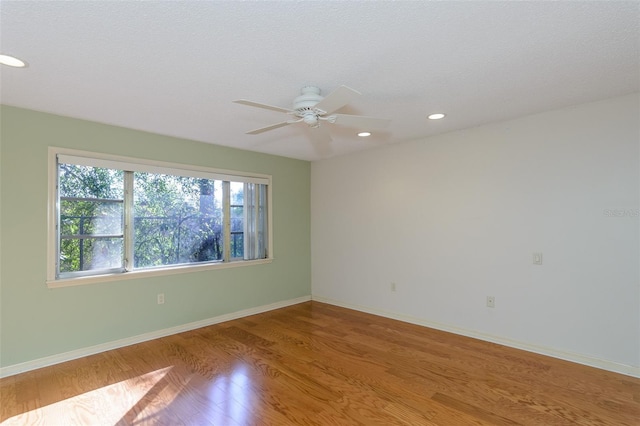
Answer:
xmin=48 ymin=148 xmax=271 ymax=285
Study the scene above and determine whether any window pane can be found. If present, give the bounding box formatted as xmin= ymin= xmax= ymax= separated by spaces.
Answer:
xmin=58 ymin=163 xmax=124 ymax=276
xmin=230 ymin=182 xmax=244 ymax=259
xmin=243 ymin=182 xmax=268 ymax=260
xmin=133 ymin=173 xmax=223 ymax=268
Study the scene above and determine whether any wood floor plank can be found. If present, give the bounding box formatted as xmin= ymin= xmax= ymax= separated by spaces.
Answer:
xmin=0 ymin=377 xmax=18 ymax=423
xmin=1 ymin=301 xmax=638 ymax=425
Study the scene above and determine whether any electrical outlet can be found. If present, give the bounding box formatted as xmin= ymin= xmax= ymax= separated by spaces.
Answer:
xmin=391 ymin=282 xmax=397 ymax=292
xmin=533 ymin=252 xmax=543 ymax=265
xmin=486 ymin=296 xmax=495 ymax=308
xmin=157 ymin=293 xmax=165 ymax=305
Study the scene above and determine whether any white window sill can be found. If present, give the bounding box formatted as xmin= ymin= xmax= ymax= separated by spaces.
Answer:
xmin=46 ymin=258 xmax=273 ymax=289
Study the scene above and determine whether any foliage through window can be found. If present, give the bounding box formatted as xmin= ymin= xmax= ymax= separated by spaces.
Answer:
xmin=52 ymin=151 xmax=270 ymax=280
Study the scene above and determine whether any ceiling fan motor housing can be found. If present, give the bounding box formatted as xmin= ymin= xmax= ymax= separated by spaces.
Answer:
xmin=293 ymin=86 xmax=324 ymax=112
xmin=291 ymin=86 xmax=324 ymax=127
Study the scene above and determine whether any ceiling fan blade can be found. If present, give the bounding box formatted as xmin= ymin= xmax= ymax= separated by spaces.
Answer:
xmin=332 ymin=114 xmax=391 ymax=130
xmin=246 ymin=121 xmax=292 ymax=135
xmin=315 ymin=85 xmax=361 ymax=114
xmin=234 ymin=99 xmax=293 ymax=114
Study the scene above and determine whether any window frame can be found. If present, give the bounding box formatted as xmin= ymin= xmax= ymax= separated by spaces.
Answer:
xmin=47 ymin=147 xmax=273 ymax=288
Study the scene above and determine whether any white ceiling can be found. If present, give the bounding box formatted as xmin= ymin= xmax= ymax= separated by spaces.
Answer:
xmin=1 ymin=1 xmax=638 ymax=162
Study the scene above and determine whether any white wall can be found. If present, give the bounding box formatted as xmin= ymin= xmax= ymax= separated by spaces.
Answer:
xmin=311 ymin=93 xmax=639 ymax=375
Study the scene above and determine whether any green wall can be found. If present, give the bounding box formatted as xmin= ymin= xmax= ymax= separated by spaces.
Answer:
xmin=0 ymin=105 xmax=311 ymax=367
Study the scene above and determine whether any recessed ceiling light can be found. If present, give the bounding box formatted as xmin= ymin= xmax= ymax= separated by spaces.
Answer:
xmin=428 ymin=113 xmax=446 ymax=120
xmin=358 ymin=132 xmax=371 ymax=137
xmin=0 ymin=54 xmax=27 ymax=68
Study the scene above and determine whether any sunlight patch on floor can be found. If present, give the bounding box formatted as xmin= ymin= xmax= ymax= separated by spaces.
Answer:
xmin=2 ymin=366 xmax=173 ymax=425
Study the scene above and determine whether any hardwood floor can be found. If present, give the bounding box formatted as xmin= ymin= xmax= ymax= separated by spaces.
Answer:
xmin=1 ymin=301 xmax=638 ymax=425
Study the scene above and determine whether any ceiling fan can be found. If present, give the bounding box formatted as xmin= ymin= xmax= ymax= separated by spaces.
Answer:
xmin=233 ymin=86 xmax=391 ymax=147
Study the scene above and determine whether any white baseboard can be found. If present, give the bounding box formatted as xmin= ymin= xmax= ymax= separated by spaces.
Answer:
xmin=0 ymin=295 xmax=311 ymax=378
xmin=312 ymin=295 xmax=640 ymax=379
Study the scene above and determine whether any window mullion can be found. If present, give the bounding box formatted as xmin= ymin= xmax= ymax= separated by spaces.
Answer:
xmin=243 ymin=183 xmax=249 ymax=260
xmin=223 ymin=181 xmax=231 ymax=262
xmin=124 ymin=171 xmax=134 ymax=271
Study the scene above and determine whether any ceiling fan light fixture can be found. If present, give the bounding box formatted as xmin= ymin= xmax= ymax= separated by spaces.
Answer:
xmin=428 ymin=113 xmax=446 ymax=120
xmin=302 ymin=114 xmax=319 ymax=126
xmin=0 ymin=54 xmax=27 ymax=67
xmin=358 ymin=132 xmax=371 ymax=137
